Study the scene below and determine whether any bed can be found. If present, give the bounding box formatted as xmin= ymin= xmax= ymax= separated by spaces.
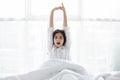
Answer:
xmin=0 ymin=59 xmax=93 ymax=80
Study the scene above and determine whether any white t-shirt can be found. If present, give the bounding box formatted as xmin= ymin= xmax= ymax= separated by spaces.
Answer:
xmin=48 ymin=27 xmax=71 ymax=60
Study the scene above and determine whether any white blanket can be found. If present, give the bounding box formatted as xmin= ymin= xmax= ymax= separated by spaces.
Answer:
xmin=0 ymin=59 xmax=92 ymax=80
xmin=95 ymin=72 xmax=120 ymax=80
xmin=49 ymin=69 xmax=91 ymax=80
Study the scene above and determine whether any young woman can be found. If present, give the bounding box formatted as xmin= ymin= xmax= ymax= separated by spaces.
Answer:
xmin=48 ymin=3 xmax=71 ymax=60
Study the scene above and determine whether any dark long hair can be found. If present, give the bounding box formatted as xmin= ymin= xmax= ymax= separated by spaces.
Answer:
xmin=53 ymin=29 xmax=66 ymax=46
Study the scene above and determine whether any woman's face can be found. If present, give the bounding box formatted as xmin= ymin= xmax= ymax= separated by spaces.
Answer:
xmin=54 ymin=32 xmax=64 ymax=48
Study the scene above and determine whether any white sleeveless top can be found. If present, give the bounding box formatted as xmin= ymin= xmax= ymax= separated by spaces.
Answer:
xmin=48 ymin=27 xmax=71 ymax=60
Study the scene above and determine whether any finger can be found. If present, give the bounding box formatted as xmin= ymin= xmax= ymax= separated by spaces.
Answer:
xmin=57 ymin=6 xmax=61 ymax=9
xmin=55 ymin=7 xmax=60 ymax=10
xmin=61 ymin=3 xmax=64 ymax=6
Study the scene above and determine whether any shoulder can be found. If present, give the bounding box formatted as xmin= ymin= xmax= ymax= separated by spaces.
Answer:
xmin=48 ymin=27 xmax=54 ymax=30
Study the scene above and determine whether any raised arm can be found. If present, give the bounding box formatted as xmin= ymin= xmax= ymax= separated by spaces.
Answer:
xmin=48 ymin=7 xmax=61 ymax=51
xmin=60 ymin=3 xmax=71 ymax=49
xmin=49 ymin=7 xmax=61 ymax=27
xmin=60 ymin=3 xmax=67 ymax=27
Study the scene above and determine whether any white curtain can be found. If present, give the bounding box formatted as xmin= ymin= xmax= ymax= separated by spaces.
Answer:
xmin=0 ymin=0 xmax=25 ymax=18
xmin=76 ymin=21 xmax=120 ymax=74
xmin=81 ymin=0 xmax=120 ymax=19
xmin=0 ymin=21 xmax=49 ymax=77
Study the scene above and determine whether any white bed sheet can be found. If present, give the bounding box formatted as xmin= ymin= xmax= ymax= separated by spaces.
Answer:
xmin=0 ymin=59 xmax=93 ymax=80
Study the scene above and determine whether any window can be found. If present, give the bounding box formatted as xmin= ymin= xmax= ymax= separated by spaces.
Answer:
xmin=30 ymin=0 xmax=80 ymax=20
xmin=81 ymin=0 xmax=120 ymax=19
xmin=0 ymin=0 xmax=25 ymax=18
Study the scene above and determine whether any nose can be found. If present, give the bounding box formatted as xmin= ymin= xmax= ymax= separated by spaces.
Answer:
xmin=56 ymin=39 xmax=60 ymax=42
xmin=56 ymin=38 xmax=60 ymax=41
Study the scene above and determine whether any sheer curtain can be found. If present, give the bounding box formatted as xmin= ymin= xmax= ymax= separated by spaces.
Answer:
xmin=0 ymin=0 xmax=120 ymax=78
xmin=0 ymin=0 xmax=25 ymax=18
xmin=79 ymin=0 xmax=120 ymax=75
xmin=76 ymin=21 xmax=120 ymax=75
xmin=81 ymin=0 xmax=120 ymax=19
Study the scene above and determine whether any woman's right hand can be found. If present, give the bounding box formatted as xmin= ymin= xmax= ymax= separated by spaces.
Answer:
xmin=52 ymin=3 xmax=66 ymax=12
xmin=50 ymin=7 xmax=61 ymax=27
xmin=51 ymin=7 xmax=61 ymax=12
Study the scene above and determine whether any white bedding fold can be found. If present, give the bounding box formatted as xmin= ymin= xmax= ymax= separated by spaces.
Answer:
xmin=49 ymin=69 xmax=91 ymax=80
xmin=0 ymin=59 xmax=91 ymax=80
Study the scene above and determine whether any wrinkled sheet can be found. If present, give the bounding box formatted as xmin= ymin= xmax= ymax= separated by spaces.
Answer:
xmin=49 ymin=69 xmax=91 ymax=80
xmin=95 ymin=72 xmax=120 ymax=80
xmin=0 ymin=59 xmax=92 ymax=80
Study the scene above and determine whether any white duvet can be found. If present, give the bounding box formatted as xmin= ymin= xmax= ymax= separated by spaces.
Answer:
xmin=0 ymin=59 xmax=92 ymax=80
